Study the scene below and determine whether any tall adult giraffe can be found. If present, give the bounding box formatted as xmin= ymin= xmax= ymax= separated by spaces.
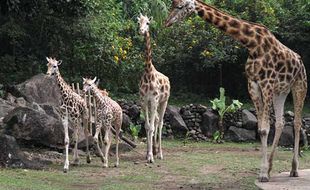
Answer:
xmin=46 ymin=57 xmax=91 ymax=173
xmin=165 ymin=0 xmax=307 ymax=182
xmin=138 ymin=14 xmax=171 ymax=163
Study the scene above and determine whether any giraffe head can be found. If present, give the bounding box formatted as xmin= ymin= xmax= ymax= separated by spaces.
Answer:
xmin=165 ymin=0 xmax=196 ymax=27
xmin=137 ymin=13 xmax=151 ymax=35
xmin=46 ymin=57 xmax=62 ymax=76
xmin=82 ymin=77 xmax=97 ymax=93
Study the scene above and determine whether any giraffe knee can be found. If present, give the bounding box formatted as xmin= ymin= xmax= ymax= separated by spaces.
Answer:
xmin=258 ymin=129 xmax=269 ymax=136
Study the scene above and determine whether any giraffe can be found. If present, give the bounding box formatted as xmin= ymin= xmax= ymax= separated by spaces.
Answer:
xmin=82 ymin=77 xmax=122 ymax=168
xmin=46 ymin=57 xmax=91 ymax=173
xmin=138 ymin=14 xmax=171 ymax=163
xmin=165 ymin=0 xmax=307 ymax=182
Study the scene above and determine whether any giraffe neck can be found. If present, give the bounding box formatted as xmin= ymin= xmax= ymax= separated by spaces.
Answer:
xmin=144 ymin=31 xmax=154 ymax=71
xmin=195 ymin=0 xmax=266 ymax=50
xmin=91 ymin=85 xmax=108 ymax=105
xmin=55 ymin=72 xmax=71 ymax=98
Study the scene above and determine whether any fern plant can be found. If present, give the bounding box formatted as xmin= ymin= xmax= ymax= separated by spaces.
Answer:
xmin=129 ymin=124 xmax=141 ymax=141
xmin=210 ymin=87 xmax=243 ymax=143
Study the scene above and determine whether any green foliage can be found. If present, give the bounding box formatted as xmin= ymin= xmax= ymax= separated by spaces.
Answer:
xmin=129 ymin=124 xmax=141 ymax=140
xmin=212 ymin=130 xmax=221 ymax=143
xmin=0 ymin=0 xmax=309 ymax=98
xmin=210 ymin=88 xmax=243 ymax=120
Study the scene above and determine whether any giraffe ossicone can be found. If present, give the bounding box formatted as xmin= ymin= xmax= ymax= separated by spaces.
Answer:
xmin=165 ymin=0 xmax=307 ymax=182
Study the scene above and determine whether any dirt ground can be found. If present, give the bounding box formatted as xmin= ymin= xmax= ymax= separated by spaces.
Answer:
xmin=1 ymin=140 xmax=310 ymax=190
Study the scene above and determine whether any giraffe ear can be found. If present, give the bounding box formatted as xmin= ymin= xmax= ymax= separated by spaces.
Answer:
xmin=149 ymin=16 xmax=153 ymax=22
xmin=46 ymin=57 xmax=50 ymax=62
xmin=95 ymin=78 xmax=100 ymax=86
xmin=91 ymin=77 xmax=97 ymax=84
xmin=57 ymin=60 xmax=62 ymax=65
xmin=82 ymin=77 xmax=86 ymax=83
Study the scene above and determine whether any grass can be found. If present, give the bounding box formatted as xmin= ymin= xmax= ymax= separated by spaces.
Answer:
xmin=1 ymin=140 xmax=310 ymax=190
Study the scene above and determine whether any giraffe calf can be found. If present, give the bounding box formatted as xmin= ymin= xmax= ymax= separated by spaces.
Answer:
xmin=83 ymin=77 xmax=122 ymax=168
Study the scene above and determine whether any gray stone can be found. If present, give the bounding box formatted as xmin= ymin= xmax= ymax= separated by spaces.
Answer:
xmin=3 ymin=107 xmax=69 ymax=149
xmin=0 ymin=98 xmax=15 ymax=119
xmin=278 ymin=125 xmax=294 ymax=147
xmin=0 ymin=134 xmax=43 ymax=169
xmin=122 ymin=113 xmax=132 ymax=133
xmin=201 ymin=110 xmax=219 ymax=138
xmin=242 ymin=109 xmax=258 ymax=130
xmin=127 ymin=105 xmax=140 ymax=121
xmin=225 ymin=126 xmax=256 ymax=142
xmin=8 ymin=73 xmax=61 ymax=106
xmin=165 ymin=105 xmax=188 ymax=136
xmin=16 ymin=97 xmax=26 ymax=107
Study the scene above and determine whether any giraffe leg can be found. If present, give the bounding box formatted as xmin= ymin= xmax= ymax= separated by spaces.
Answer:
xmin=114 ymin=119 xmax=121 ymax=167
xmin=72 ymin=124 xmax=80 ymax=166
xmin=290 ymin=82 xmax=307 ymax=177
xmin=258 ymin=87 xmax=273 ymax=182
xmin=83 ymin=117 xmax=91 ymax=164
xmin=153 ymin=113 xmax=159 ymax=156
xmin=62 ymin=112 xmax=70 ymax=173
xmin=157 ymin=101 xmax=168 ymax=160
xmin=268 ymin=93 xmax=288 ymax=175
xmin=147 ymin=101 xmax=158 ymax=163
xmin=142 ymin=102 xmax=151 ymax=161
xmin=94 ymin=122 xmax=105 ymax=163
xmin=103 ymin=128 xmax=112 ymax=168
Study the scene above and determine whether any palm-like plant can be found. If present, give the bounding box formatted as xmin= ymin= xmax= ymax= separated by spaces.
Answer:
xmin=210 ymin=87 xmax=243 ymax=143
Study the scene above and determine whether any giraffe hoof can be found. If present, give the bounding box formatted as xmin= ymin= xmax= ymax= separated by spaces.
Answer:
xmin=86 ymin=156 xmax=91 ymax=164
xmin=157 ymin=154 xmax=163 ymax=160
xmin=114 ymin=163 xmax=119 ymax=168
xmin=258 ymin=176 xmax=269 ymax=182
xmin=290 ymin=171 xmax=299 ymax=177
xmin=72 ymin=160 xmax=80 ymax=166
xmin=63 ymin=168 xmax=68 ymax=173
xmin=103 ymin=164 xmax=108 ymax=168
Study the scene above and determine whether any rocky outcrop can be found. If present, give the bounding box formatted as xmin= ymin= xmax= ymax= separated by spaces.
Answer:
xmin=165 ymin=105 xmax=188 ymax=137
xmin=3 ymin=107 xmax=71 ymax=149
xmin=225 ymin=126 xmax=256 ymax=142
xmin=6 ymin=73 xmax=61 ymax=106
xmin=201 ymin=110 xmax=219 ymax=138
xmin=0 ymin=134 xmax=43 ymax=169
xmin=242 ymin=109 xmax=257 ymax=130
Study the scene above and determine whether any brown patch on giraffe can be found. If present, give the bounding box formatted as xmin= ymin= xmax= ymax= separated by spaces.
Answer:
xmin=255 ymin=34 xmax=263 ymax=45
xmin=149 ymin=83 xmax=154 ymax=91
xmin=242 ymin=24 xmax=254 ymax=37
xmin=218 ymin=22 xmax=227 ymax=31
xmin=198 ymin=10 xmax=205 ymax=18
xmin=213 ymin=17 xmax=220 ymax=26
xmin=223 ymin=15 xmax=229 ymax=20
xmin=228 ymin=19 xmax=240 ymax=28
xmin=229 ymin=29 xmax=239 ymax=36
xmin=161 ymin=86 xmax=165 ymax=92
xmin=151 ymin=74 xmax=155 ymax=82
xmin=153 ymin=91 xmax=158 ymax=96
xmin=262 ymin=38 xmax=271 ymax=52
xmin=247 ymin=40 xmax=257 ymax=49
xmin=206 ymin=11 xmax=213 ymax=22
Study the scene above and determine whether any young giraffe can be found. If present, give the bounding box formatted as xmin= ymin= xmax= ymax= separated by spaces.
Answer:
xmin=138 ymin=14 xmax=171 ymax=163
xmin=46 ymin=57 xmax=91 ymax=173
xmin=165 ymin=0 xmax=307 ymax=182
xmin=83 ymin=77 xmax=122 ymax=168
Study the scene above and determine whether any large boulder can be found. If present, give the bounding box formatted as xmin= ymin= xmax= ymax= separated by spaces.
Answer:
xmin=242 ymin=109 xmax=258 ymax=130
xmin=7 ymin=73 xmax=61 ymax=106
xmin=225 ymin=126 xmax=256 ymax=142
xmin=0 ymin=98 xmax=15 ymax=122
xmin=0 ymin=134 xmax=43 ymax=169
xmin=165 ymin=105 xmax=188 ymax=136
xmin=3 ymin=107 xmax=66 ymax=149
xmin=201 ymin=110 xmax=219 ymax=137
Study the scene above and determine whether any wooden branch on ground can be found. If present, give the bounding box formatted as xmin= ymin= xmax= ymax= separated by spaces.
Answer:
xmin=110 ymin=127 xmax=137 ymax=148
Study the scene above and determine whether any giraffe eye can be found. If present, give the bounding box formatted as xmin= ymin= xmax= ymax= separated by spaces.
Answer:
xmin=53 ymin=66 xmax=57 ymax=68
xmin=177 ymin=6 xmax=183 ymax=9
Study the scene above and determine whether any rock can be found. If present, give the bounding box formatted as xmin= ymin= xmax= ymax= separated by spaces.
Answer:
xmin=201 ymin=110 xmax=219 ymax=137
xmin=16 ymin=97 xmax=27 ymax=107
xmin=39 ymin=104 xmax=61 ymax=120
xmin=127 ymin=105 xmax=140 ymax=121
xmin=0 ymin=134 xmax=43 ymax=169
xmin=285 ymin=111 xmax=294 ymax=118
xmin=3 ymin=107 xmax=67 ymax=149
xmin=110 ymin=143 xmax=133 ymax=154
xmin=242 ymin=109 xmax=258 ymax=130
xmin=225 ymin=126 xmax=256 ymax=142
xmin=278 ymin=125 xmax=294 ymax=147
xmin=165 ymin=105 xmax=188 ymax=136
xmin=0 ymin=98 xmax=15 ymax=119
xmin=7 ymin=74 xmax=61 ymax=106
xmin=5 ymin=93 xmax=16 ymax=104
xmin=122 ymin=113 xmax=133 ymax=133
xmin=30 ymin=102 xmax=46 ymax=114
